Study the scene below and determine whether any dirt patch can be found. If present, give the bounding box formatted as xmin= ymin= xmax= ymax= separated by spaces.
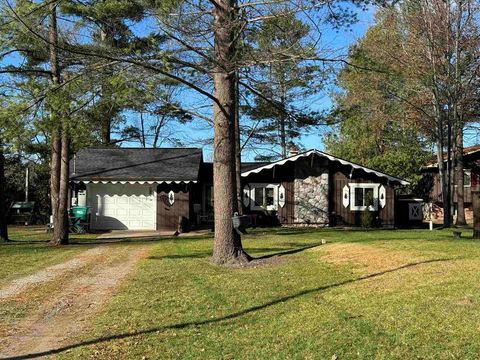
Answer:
xmin=315 ymin=243 xmax=430 ymax=274
xmin=0 ymin=245 xmax=150 ymax=359
xmin=0 ymin=247 xmax=109 ymax=299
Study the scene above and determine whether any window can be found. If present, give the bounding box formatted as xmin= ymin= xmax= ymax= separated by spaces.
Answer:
xmin=350 ymin=184 xmax=379 ymax=211
xmin=250 ymin=184 xmax=279 ymax=211
xmin=464 ymin=170 xmax=471 ymax=187
xmin=254 ymin=187 xmax=263 ymax=207
xmin=454 ymin=170 xmax=472 ymax=187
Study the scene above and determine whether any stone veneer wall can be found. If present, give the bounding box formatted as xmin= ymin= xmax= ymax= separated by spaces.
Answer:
xmin=294 ymin=173 xmax=329 ymax=224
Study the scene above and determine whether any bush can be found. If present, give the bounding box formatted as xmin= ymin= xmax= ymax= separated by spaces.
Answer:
xmin=360 ymin=191 xmax=376 ymax=228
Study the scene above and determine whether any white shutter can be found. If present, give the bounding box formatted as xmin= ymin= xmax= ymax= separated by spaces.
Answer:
xmin=243 ymin=185 xmax=251 ymax=207
xmin=342 ymin=185 xmax=349 ymax=208
xmin=278 ymin=185 xmax=286 ymax=208
xmin=379 ymin=185 xmax=386 ymax=208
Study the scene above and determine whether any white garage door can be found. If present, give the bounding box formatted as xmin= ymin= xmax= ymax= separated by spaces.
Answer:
xmin=87 ymin=183 xmax=156 ymax=230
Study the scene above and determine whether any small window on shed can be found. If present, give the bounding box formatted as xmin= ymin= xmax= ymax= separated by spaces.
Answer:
xmin=354 ymin=188 xmax=364 ymax=207
xmin=254 ymin=187 xmax=264 ymax=207
xmin=250 ymin=184 xmax=279 ymax=211
xmin=265 ymin=187 xmax=275 ymax=206
xmin=464 ymin=170 xmax=471 ymax=187
xmin=350 ymin=184 xmax=379 ymax=211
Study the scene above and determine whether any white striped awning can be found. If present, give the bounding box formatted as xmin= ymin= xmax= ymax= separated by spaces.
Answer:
xmin=241 ymin=149 xmax=410 ymax=186
xmin=71 ymin=180 xmax=197 ymax=185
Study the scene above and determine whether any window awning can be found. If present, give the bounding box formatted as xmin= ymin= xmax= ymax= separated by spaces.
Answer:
xmin=71 ymin=180 xmax=197 ymax=185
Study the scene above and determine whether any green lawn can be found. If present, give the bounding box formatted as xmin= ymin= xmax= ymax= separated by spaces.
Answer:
xmin=3 ymin=226 xmax=480 ymax=359
xmin=0 ymin=226 xmax=98 ymax=286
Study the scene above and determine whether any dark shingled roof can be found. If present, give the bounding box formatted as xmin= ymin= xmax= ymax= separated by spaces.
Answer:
xmin=241 ymin=162 xmax=271 ymax=172
xmin=70 ymin=148 xmax=202 ymax=182
xmin=201 ymin=162 xmax=271 ymax=174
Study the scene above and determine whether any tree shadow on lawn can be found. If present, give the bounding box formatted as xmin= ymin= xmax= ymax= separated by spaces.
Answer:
xmin=0 ymin=239 xmax=51 ymax=246
xmin=253 ymin=243 xmax=322 ymax=260
xmin=4 ymin=257 xmax=457 ymax=360
xmin=146 ymin=244 xmax=322 ymax=260
xmin=0 ymin=236 xmax=173 ymax=247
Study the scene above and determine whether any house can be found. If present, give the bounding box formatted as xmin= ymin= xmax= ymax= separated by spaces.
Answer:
xmin=421 ymin=144 xmax=480 ymax=222
xmin=69 ymin=147 xmax=409 ymax=231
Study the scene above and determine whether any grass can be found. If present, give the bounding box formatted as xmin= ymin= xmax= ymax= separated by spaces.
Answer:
xmin=0 ymin=226 xmax=99 ymax=286
xmin=3 ymin=226 xmax=480 ymax=359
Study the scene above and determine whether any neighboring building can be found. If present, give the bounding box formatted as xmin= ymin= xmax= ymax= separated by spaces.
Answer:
xmin=70 ymin=148 xmax=409 ymax=231
xmin=421 ymin=145 xmax=480 ymax=223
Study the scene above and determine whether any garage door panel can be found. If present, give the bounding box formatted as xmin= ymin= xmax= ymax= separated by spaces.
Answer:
xmin=116 ymin=209 xmax=128 ymax=216
xmin=129 ymin=209 xmax=142 ymax=216
xmin=104 ymin=210 xmax=117 ymax=217
xmin=117 ymin=197 xmax=129 ymax=205
xmin=87 ymin=184 xmax=156 ymax=230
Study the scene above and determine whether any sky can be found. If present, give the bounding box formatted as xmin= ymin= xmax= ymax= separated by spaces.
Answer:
xmin=297 ymin=7 xmax=376 ymax=153
xmin=119 ymin=4 xmax=378 ymax=162
xmin=1 ymin=2 xmax=377 ymax=161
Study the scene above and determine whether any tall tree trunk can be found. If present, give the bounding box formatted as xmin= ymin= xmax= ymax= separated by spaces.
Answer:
xmin=436 ymin=137 xmax=451 ymax=227
xmin=49 ymin=1 xmax=61 ymax=229
xmin=0 ymin=144 xmax=8 ymax=242
xmin=49 ymin=1 xmax=69 ymax=245
xmin=280 ymin=115 xmax=287 ymax=159
xmin=50 ymin=132 xmax=61 ymax=222
xmin=446 ymin=113 xmax=453 ymax=227
xmin=100 ymin=29 xmax=112 ymax=146
xmin=212 ymin=0 xmax=250 ymax=264
xmin=234 ymin=70 xmax=243 ymax=215
xmin=455 ymin=127 xmax=466 ymax=224
xmin=52 ymin=129 xmax=69 ymax=245
xmin=101 ymin=118 xmax=111 ymax=145
xmin=279 ymin=86 xmax=287 ymax=159
xmin=453 ymin=1 xmax=465 ymax=225
xmin=140 ymin=112 xmax=146 ymax=148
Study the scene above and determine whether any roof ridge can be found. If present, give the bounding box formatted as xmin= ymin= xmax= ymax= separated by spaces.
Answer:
xmin=241 ymin=149 xmax=409 ymax=185
xmin=80 ymin=147 xmax=201 ymax=150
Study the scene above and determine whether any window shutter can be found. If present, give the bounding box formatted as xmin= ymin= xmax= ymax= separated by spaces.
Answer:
xmin=243 ymin=185 xmax=250 ymax=207
xmin=168 ymin=190 xmax=175 ymax=205
xmin=379 ymin=185 xmax=386 ymax=208
xmin=278 ymin=185 xmax=286 ymax=208
xmin=342 ymin=185 xmax=349 ymax=208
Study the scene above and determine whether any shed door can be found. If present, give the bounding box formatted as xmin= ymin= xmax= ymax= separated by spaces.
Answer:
xmin=87 ymin=183 xmax=156 ymax=230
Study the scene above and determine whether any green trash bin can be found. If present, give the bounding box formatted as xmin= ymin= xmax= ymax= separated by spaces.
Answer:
xmin=71 ymin=206 xmax=90 ymax=222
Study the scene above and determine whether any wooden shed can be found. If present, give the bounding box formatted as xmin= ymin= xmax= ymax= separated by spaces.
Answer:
xmin=240 ymin=150 xmax=409 ymax=227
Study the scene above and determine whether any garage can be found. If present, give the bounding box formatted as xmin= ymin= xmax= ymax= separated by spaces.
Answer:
xmin=87 ymin=183 xmax=156 ymax=230
xmin=70 ymin=148 xmax=203 ymax=231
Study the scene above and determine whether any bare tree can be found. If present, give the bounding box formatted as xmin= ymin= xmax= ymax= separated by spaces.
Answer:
xmin=386 ymin=0 xmax=480 ymax=226
xmin=0 ymin=142 xmax=8 ymax=242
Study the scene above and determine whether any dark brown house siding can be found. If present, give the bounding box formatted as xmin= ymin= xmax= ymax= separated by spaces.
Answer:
xmin=329 ymin=163 xmax=395 ymax=227
xmin=278 ymin=181 xmax=294 ymax=224
xmin=242 ymin=161 xmax=295 ymax=224
xmin=422 ymin=170 xmax=480 ymax=205
xmin=242 ymin=154 xmax=398 ymax=227
xmin=156 ymin=183 xmax=191 ymax=230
